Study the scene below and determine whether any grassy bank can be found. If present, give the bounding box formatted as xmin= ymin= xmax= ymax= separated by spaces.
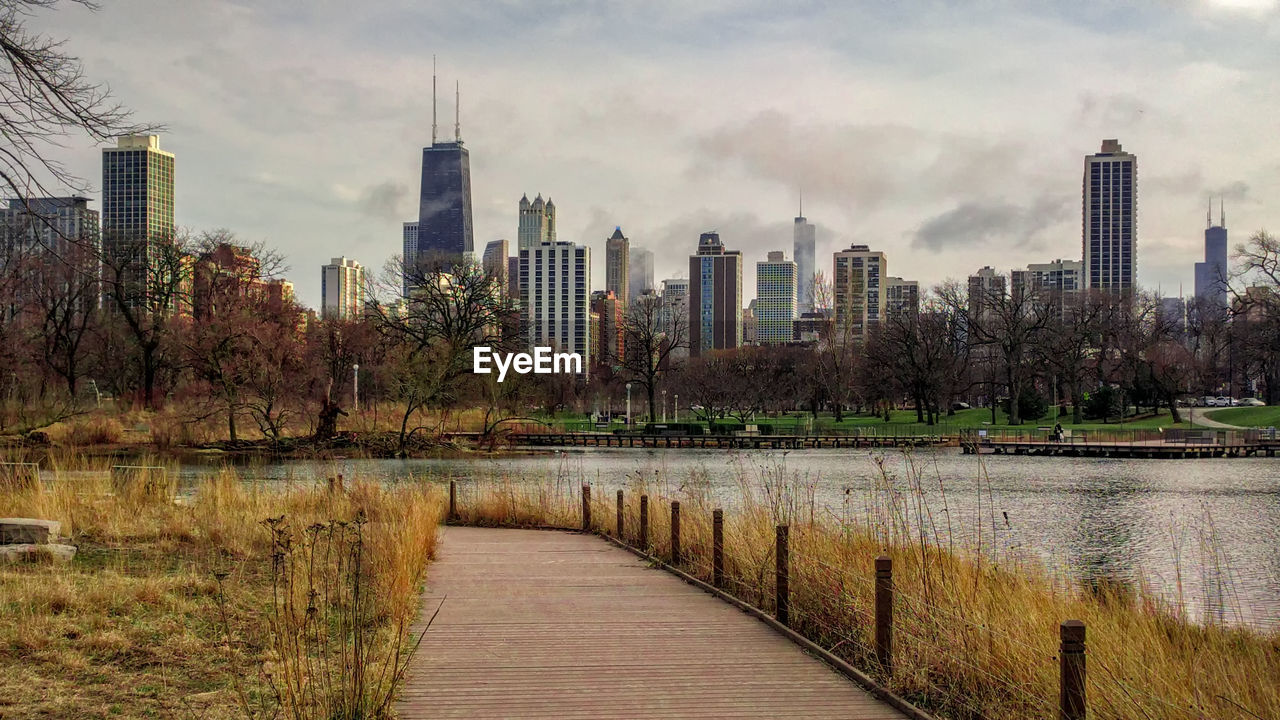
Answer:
xmin=0 ymin=466 xmax=444 ymax=718
xmin=1205 ymin=405 xmax=1280 ymax=427
xmin=450 ymin=465 xmax=1279 ymax=720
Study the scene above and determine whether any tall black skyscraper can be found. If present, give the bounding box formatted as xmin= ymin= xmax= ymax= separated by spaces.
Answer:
xmin=415 ymin=70 xmax=473 ymax=265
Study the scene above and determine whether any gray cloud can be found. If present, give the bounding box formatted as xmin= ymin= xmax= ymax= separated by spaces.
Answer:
xmin=359 ymin=181 xmax=410 ymax=221
xmin=912 ymin=195 xmax=1073 ymax=253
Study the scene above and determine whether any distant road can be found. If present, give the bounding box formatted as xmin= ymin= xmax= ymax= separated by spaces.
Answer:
xmin=1189 ymin=408 xmax=1242 ymax=429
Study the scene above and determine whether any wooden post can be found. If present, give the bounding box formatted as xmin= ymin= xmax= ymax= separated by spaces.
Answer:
xmin=775 ymin=524 xmax=790 ymax=625
xmin=670 ymin=501 xmax=681 ymax=565
xmin=639 ymin=494 xmax=649 ymax=550
xmin=712 ymin=509 xmax=724 ymax=588
xmin=616 ymin=489 xmax=624 ymax=539
xmin=875 ymin=555 xmax=893 ymax=672
xmin=582 ymin=485 xmax=591 ymax=531
xmin=1060 ymin=620 xmax=1086 ymax=720
xmin=448 ymin=480 xmax=456 ymax=521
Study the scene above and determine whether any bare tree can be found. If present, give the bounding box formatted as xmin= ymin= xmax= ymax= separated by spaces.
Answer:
xmin=620 ymin=292 xmax=687 ymax=423
xmin=367 ymin=253 xmax=513 ymax=453
xmin=0 ymin=0 xmax=153 ymax=216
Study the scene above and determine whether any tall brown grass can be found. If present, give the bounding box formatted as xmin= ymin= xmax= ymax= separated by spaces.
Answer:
xmin=0 ymin=464 xmax=444 ymax=719
xmin=451 ymin=462 xmax=1280 ymax=720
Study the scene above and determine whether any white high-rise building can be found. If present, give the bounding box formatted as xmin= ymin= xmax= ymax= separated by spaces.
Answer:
xmin=1083 ymin=139 xmax=1137 ymax=292
xmin=832 ymin=244 xmax=886 ymax=340
xmin=793 ymin=211 xmax=816 ymax=313
xmin=518 ymin=193 xmax=556 ymax=250
xmin=756 ymin=251 xmax=797 ymax=344
xmin=520 ymin=240 xmax=590 ymax=374
xmin=322 ymin=257 xmax=365 ymax=320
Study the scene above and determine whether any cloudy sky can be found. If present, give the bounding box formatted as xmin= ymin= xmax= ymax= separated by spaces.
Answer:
xmin=30 ymin=0 xmax=1280 ymax=307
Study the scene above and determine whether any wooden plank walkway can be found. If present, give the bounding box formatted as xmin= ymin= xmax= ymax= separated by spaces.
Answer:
xmin=396 ymin=526 xmax=908 ymax=719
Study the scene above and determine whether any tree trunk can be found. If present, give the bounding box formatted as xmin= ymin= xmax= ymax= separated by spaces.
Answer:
xmin=647 ymin=384 xmax=657 ymax=423
xmin=227 ymin=407 xmax=237 ymax=443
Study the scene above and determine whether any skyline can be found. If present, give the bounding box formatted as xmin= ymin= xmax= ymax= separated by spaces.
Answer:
xmin=24 ymin=0 xmax=1280 ymax=308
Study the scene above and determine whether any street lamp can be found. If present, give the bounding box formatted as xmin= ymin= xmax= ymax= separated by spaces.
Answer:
xmin=674 ymin=394 xmax=679 ymax=423
xmin=662 ymin=390 xmax=667 ymax=423
xmin=353 ymin=364 xmax=360 ymax=411
xmin=626 ymin=382 xmax=633 ymax=426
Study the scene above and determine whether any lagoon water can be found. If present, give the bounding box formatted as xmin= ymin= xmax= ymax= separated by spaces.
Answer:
xmin=177 ymin=447 xmax=1280 ymax=631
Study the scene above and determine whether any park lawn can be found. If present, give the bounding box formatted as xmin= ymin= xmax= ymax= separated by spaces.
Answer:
xmin=1205 ymin=405 xmax=1280 ymax=427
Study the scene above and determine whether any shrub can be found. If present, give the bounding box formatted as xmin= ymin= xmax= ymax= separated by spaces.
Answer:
xmin=65 ymin=415 xmax=124 ymax=445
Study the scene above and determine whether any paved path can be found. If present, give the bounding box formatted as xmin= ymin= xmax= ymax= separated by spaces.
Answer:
xmin=1188 ymin=407 xmax=1243 ymax=429
xmin=397 ymin=526 xmax=907 ymax=719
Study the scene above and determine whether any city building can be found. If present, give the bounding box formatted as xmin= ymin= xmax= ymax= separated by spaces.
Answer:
xmin=688 ymin=232 xmax=743 ymax=356
xmin=742 ymin=303 xmax=758 ymax=345
xmin=832 ymin=243 xmax=886 ymax=340
xmin=659 ymin=278 xmax=689 ymax=356
xmin=1159 ymin=296 xmax=1187 ymax=335
xmin=967 ymin=266 xmax=1007 ymax=324
xmin=415 ymin=77 xmax=472 ymax=264
xmin=101 ymin=135 xmax=176 ymax=310
xmin=321 ymin=257 xmax=365 ymax=320
xmin=518 ymin=193 xmax=556 ymax=250
xmin=506 ymin=256 xmax=520 ymax=299
xmin=1083 ymin=139 xmax=1137 ymax=292
xmin=193 ymin=243 xmax=294 ymax=319
xmin=629 ymin=246 xmax=654 ymax=300
xmin=590 ymin=290 xmax=625 ymax=368
xmin=793 ymin=210 xmax=816 ymax=313
xmin=482 ymin=238 xmax=508 ymax=287
xmin=1011 ymin=259 xmax=1083 ymax=315
xmin=0 ymin=197 xmax=101 ymax=315
xmin=756 ymin=250 xmax=797 ymax=344
xmin=1194 ymin=199 xmax=1229 ymax=316
xmin=884 ymin=277 xmax=920 ymax=320
xmin=401 ymin=221 xmax=418 ymax=297
xmin=520 ymin=240 xmax=590 ymax=373
xmin=605 ymin=226 xmax=629 ymax=306
xmin=793 ymin=310 xmax=830 ymax=344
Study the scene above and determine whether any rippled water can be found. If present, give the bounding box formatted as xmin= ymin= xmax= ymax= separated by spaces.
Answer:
xmin=176 ymin=448 xmax=1280 ymax=630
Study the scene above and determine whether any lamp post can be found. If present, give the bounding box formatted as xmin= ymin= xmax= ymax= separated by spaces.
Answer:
xmin=353 ymin=364 xmax=360 ymax=411
xmin=674 ymin=394 xmax=679 ymax=423
xmin=662 ymin=390 xmax=667 ymax=423
xmin=626 ymin=382 xmax=633 ymax=426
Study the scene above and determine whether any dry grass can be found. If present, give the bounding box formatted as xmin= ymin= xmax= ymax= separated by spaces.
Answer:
xmin=0 ymin=466 xmax=445 ymax=719
xmin=452 ymin=465 xmax=1280 ymax=720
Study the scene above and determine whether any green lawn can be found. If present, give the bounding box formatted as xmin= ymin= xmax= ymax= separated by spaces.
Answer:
xmin=1204 ymin=406 xmax=1280 ymax=428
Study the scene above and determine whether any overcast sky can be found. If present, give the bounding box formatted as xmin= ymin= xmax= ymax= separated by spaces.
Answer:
xmin=30 ymin=0 xmax=1280 ymax=307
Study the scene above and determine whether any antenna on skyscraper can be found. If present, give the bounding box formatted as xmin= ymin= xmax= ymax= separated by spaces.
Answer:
xmin=455 ymin=80 xmax=461 ymax=142
xmin=798 ymin=187 xmax=803 ymax=218
xmin=1221 ymin=197 xmax=1226 ymax=228
xmin=1207 ymin=197 xmax=1212 ymax=229
xmin=431 ymin=55 xmax=438 ymax=145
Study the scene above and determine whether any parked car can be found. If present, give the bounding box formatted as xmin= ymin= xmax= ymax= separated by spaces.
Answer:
xmin=1216 ymin=396 xmax=1233 ymax=407
xmin=952 ymin=401 xmax=971 ymax=411
xmin=1239 ymin=398 xmax=1266 ymax=406
xmin=1203 ymin=396 xmax=1218 ymax=407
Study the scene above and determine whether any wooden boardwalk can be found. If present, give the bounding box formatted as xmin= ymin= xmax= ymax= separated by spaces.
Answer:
xmin=396 ymin=527 xmax=908 ymax=719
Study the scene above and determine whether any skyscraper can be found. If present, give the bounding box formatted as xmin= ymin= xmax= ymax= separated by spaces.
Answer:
xmin=590 ymin=290 xmax=624 ymax=368
xmin=756 ymin=251 xmax=797 ymax=344
xmin=1194 ymin=199 xmax=1229 ymax=316
xmin=482 ymin=238 xmax=508 ymax=286
xmin=688 ymin=232 xmax=743 ymax=356
xmin=102 ymin=135 xmax=176 ymax=311
xmin=793 ymin=209 xmax=816 ymax=313
xmin=0 ymin=197 xmax=101 ymax=313
xmin=605 ymin=226 xmax=630 ymax=306
xmin=518 ymin=193 xmax=555 ymax=250
xmin=321 ymin=257 xmax=365 ymax=320
xmin=832 ymin=244 xmax=886 ymax=340
xmin=1083 ymin=139 xmax=1136 ymax=292
xmin=521 ymin=240 xmax=590 ymax=374
xmin=967 ymin=266 xmax=1007 ymax=324
xmin=401 ymin=221 xmax=418 ymax=297
xmin=416 ymin=73 xmax=472 ymax=265
xmin=629 ymin=246 xmax=654 ymax=300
